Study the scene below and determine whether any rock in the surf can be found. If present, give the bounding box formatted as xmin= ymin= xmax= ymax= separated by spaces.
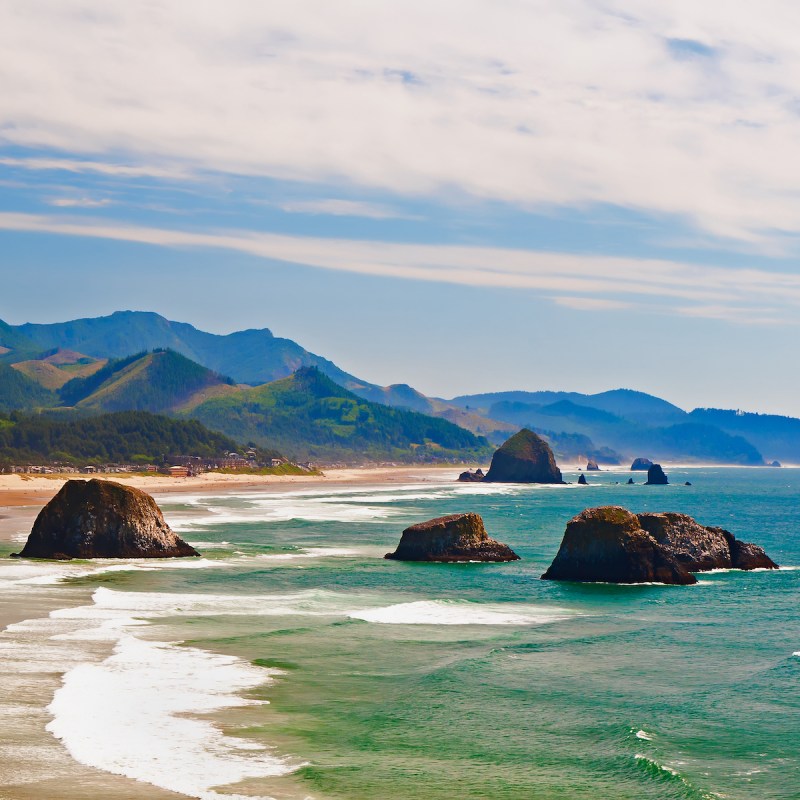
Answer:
xmin=577 ymin=473 xmax=588 ymax=485
xmin=541 ymin=506 xmax=695 ymax=585
xmin=586 ymin=459 xmax=600 ymax=471
xmin=645 ymin=464 xmax=668 ymax=485
xmin=630 ymin=457 xmax=653 ymax=471
xmin=14 ymin=479 xmax=199 ymax=560
xmin=483 ymin=429 xmax=563 ymax=484
xmin=385 ymin=513 xmax=519 ymax=562
xmin=636 ymin=512 xmax=733 ymax=571
xmin=458 ymin=468 xmax=485 ymax=482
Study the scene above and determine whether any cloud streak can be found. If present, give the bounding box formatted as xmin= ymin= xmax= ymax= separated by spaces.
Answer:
xmin=2 ymin=2 xmax=800 ymax=246
xmin=0 ymin=211 xmax=796 ymax=322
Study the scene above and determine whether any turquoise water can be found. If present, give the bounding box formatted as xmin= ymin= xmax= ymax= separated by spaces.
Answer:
xmin=2 ymin=467 xmax=799 ymax=799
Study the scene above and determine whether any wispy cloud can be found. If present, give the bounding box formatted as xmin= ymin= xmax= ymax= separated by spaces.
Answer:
xmin=1 ymin=2 xmax=800 ymax=247
xmin=279 ymin=198 xmax=418 ymax=220
xmin=0 ymin=157 xmax=190 ymax=180
xmin=45 ymin=196 xmax=112 ymax=208
xmin=1 ymin=211 xmax=799 ymax=323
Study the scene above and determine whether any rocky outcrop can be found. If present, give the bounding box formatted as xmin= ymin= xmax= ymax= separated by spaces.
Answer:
xmin=586 ymin=460 xmax=600 ymax=471
xmin=541 ymin=506 xmax=695 ymax=584
xmin=769 ymin=460 xmax=781 ymax=467
xmin=458 ymin=468 xmax=485 ymax=482
xmin=384 ymin=513 xmax=519 ymax=562
xmin=15 ymin=479 xmax=199 ymax=560
xmin=626 ymin=478 xmax=635 ymax=485
xmin=542 ymin=506 xmax=778 ymax=584
xmin=483 ymin=429 xmax=563 ymax=484
xmin=630 ymin=458 xmax=653 ymax=471
xmin=645 ymin=464 xmax=668 ymax=485
xmin=577 ymin=473 xmax=588 ymax=485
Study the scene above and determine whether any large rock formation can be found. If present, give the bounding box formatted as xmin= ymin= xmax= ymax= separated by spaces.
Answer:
xmin=458 ymin=468 xmax=485 ymax=482
xmin=541 ymin=507 xmax=695 ymax=584
xmin=483 ymin=429 xmax=563 ymax=484
xmin=385 ymin=513 xmax=519 ymax=562
xmin=630 ymin=458 xmax=653 ymax=471
xmin=542 ymin=506 xmax=778 ymax=584
xmin=645 ymin=464 xmax=668 ymax=485
xmin=15 ymin=479 xmax=199 ymax=560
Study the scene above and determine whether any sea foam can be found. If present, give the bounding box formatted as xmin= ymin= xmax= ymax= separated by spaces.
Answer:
xmin=46 ymin=633 xmax=296 ymax=799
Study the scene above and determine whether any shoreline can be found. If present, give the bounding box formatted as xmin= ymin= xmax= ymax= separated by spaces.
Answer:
xmin=0 ymin=465 xmax=464 ymax=512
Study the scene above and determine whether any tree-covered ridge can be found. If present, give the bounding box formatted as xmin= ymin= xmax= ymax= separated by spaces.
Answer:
xmin=59 ymin=349 xmax=235 ymax=412
xmin=188 ymin=367 xmax=492 ymax=462
xmin=0 ymin=410 xmax=244 ymax=465
xmin=0 ymin=364 xmax=56 ymax=411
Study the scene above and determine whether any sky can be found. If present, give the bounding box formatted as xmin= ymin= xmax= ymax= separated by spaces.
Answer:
xmin=2 ymin=1 xmax=800 ymax=413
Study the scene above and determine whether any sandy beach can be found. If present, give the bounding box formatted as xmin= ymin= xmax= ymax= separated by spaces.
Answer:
xmin=0 ymin=465 xmax=463 ymax=512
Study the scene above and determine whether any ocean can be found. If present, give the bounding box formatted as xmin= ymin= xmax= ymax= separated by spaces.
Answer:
xmin=1 ymin=467 xmax=798 ymax=800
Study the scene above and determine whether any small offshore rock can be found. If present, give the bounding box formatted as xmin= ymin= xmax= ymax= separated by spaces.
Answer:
xmin=630 ymin=458 xmax=653 ymax=471
xmin=15 ymin=479 xmax=199 ymax=560
xmin=586 ymin=460 xmax=600 ymax=471
xmin=626 ymin=478 xmax=635 ymax=485
xmin=577 ymin=473 xmax=588 ymax=485
xmin=457 ymin=468 xmax=485 ymax=483
xmin=645 ymin=464 xmax=669 ymax=485
xmin=483 ymin=429 xmax=563 ymax=484
xmin=385 ymin=512 xmax=519 ymax=562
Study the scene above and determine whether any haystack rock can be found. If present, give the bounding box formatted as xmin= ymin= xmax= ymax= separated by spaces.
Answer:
xmin=15 ymin=479 xmax=199 ymax=560
xmin=458 ymin=468 xmax=485 ymax=483
xmin=541 ymin=506 xmax=695 ymax=585
xmin=384 ymin=513 xmax=519 ymax=562
xmin=645 ymin=464 xmax=668 ymax=485
xmin=577 ymin=473 xmax=588 ymax=485
xmin=586 ymin=460 xmax=600 ymax=471
xmin=630 ymin=458 xmax=653 ymax=471
xmin=483 ymin=429 xmax=563 ymax=484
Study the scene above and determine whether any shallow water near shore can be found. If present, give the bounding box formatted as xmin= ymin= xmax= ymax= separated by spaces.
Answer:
xmin=1 ymin=466 xmax=799 ymax=799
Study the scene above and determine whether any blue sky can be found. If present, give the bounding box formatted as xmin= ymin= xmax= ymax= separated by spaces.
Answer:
xmin=2 ymin=2 xmax=800 ymax=414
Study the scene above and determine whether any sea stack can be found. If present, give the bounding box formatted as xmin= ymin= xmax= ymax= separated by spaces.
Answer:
xmin=385 ymin=513 xmax=519 ymax=562
xmin=577 ymin=473 xmax=588 ymax=485
xmin=630 ymin=458 xmax=653 ymax=471
xmin=645 ymin=464 xmax=668 ymax=485
xmin=586 ymin=460 xmax=600 ymax=471
xmin=541 ymin=506 xmax=695 ymax=585
xmin=458 ymin=468 xmax=485 ymax=483
xmin=541 ymin=505 xmax=778 ymax=584
xmin=15 ymin=479 xmax=199 ymax=560
xmin=483 ymin=429 xmax=563 ymax=484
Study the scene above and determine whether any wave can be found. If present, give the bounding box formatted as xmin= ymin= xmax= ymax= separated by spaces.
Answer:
xmin=347 ymin=599 xmax=574 ymax=626
xmin=46 ymin=633 xmax=297 ymax=799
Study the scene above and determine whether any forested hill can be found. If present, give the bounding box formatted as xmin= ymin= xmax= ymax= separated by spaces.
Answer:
xmin=0 ymin=411 xmax=247 ymax=465
xmin=187 ymin=367 xmax=492 ymax=463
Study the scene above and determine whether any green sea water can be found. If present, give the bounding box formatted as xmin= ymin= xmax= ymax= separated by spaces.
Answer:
xmin=2 ymin=467 xmax=799 ymax=799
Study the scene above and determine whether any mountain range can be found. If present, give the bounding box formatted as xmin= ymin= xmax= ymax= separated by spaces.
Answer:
xmin=0 ymin=310 xmax=796 ymax=465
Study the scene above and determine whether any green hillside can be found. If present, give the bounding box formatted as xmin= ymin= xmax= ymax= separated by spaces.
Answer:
xmin=0 ymin=364 xmax=57 ymax=411
xmin=0 ymin=411 xmax=245 ymax=465
xmin=59 ymin=349 xmax=234 ymax=412
xmin=187 ymin=367 xmax=492 ymax=463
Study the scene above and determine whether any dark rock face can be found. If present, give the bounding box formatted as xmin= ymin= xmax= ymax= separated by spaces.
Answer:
xmin=586 ymin=460 xmax=600 ymax=471
xmin=541 ymin=506 xmax=695 ymax=585
xmin=16 ymin=479 xmax=199 ymax=560
xmin=637 ymin=513 xmax=731 ymax=571
xmin=630 ymin=458 xmax=653 ymax=471
xmin=457 ymin=468 xmax=485 ymax=483
xmin=577 ymin=473 xmax=588 ymax=485
xmin=626 ymin=478 xmax=635 ymax=485
xmin=385 ymin=513 xmax=519 ymax=562
xmin=645 ymin=464 xmax=668 ymax=485
xmin=483 ymin=429 xmax=563 ymax=484
xmin=542 ymin=506 xmax=778 ymax=584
